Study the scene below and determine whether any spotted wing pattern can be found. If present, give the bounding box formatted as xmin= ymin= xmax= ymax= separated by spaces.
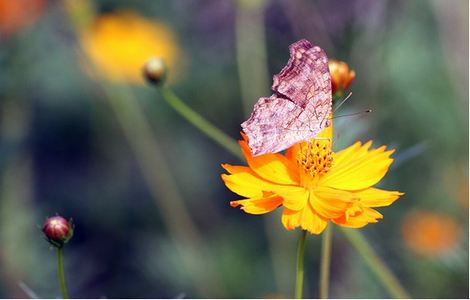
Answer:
xmin=241 ymin=39 xmax=332 ymax=156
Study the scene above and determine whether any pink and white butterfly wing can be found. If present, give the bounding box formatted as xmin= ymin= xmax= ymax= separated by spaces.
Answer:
xmin=241 ymin=39 xmax=332 ymax=156
xmin=241 ymin=96 xmax=315 ymax=156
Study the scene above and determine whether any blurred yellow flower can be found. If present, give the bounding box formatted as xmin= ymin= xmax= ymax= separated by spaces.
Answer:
xmin=402 ymin=210 xmax=461 ymax=257
xmin=222 ymin=124 xmax=403 ymax=234
xmin=328 ymin=59 xmax=356 ymax=96
xmin=80 ymin=11 xmax=181 ymax=84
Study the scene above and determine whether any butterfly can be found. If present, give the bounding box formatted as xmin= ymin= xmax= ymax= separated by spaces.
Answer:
xmin=241 ymin=39 xmax=332 ymax=156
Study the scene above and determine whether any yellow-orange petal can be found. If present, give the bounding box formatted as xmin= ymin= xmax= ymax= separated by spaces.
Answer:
xmin=329 ymin=141 xmax=363 ymax=166
xmin=318 ymin=120 xmax=333 ymax=140
xmin=240 ymin=139 xmax=299 ymax=185
xmin=230 ymin=195 xmax=283 ymax=215
xmin=221 ymin=164 xmax=280 ymax=198
xmin=276 ymin=187 xmax=309 ymax=211
xmin=281 ymin=204 xmax=328 ymax=234
xmin=320 ymin=141 xmax=394 ymax=190
xmin=353 ymin=187 xmax=404 ymax=208
xmin=333 ymin=207 xmax=383 ymax=228
xmin=285 ymin=143 xmax=299 ymax=162
xmin=312 ymin=187 xmax=353 ymax=218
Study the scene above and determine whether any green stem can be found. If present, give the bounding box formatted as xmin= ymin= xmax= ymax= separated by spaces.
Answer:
xmin=319 ymin=226 xmax=333 ymax=299
xmin=235 ymin=0 xmax=270 ymax=116
xmin=157 ymin=87 xmax=243 ymax=160
xmin=57 ymin=247 xmax=69 ymax=299
xmin=340 ymin=228 xmax=410 ymax=299
xmin=295 ymin=230 xmax=307 ymax=299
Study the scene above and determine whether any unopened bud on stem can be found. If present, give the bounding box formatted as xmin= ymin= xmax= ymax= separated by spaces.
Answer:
xmin=143 ymin=57 xmax=167 ymax=85
xmin=42 ymin=216 xmax=73 ymax=248
xmin=329 ymin=59 xmax=356 ymax=98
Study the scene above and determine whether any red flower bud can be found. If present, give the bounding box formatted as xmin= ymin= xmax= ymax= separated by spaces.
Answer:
xmin=42 ymin=216 xmax=73 ymax=248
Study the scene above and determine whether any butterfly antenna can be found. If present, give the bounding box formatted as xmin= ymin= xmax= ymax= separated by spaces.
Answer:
xmin=332 ymin=92 xmax=353 ymax=113
xmin=333 ymin=109 xmax=372 ymax=119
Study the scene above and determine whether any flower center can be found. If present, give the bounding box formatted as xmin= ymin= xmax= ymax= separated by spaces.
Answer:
xmin=296 ymin=140 xmax=333 ymax=179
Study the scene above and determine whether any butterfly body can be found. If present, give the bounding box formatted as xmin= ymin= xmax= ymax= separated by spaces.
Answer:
xmin=241 ymin=39 xmax=332 ymax=156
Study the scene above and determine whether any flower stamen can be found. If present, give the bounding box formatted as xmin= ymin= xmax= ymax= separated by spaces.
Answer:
xmin=296 ymin=139 xmax=333 ymax=178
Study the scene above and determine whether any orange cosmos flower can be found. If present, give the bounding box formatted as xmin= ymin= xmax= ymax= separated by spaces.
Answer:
xmin=328 ymin=59 xmax=356 ymax=96
xmin=401 ymin=210 xmax=461 ymax=257
xmin=221 ymin=125 xmax=403 ymax=234
xmin=80 ymin=11 xmax=182 ymax=84
xmin=0 ymin=0 xmax=45 ymax=37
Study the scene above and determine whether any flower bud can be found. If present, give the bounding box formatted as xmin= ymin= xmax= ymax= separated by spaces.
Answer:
xmin=143 ymin=57 xmax=167 ymax=85
xmin=42 ymin=216 xmax=73 ymax=248
xmin=328 ymin=59 xmax=356 ymax=96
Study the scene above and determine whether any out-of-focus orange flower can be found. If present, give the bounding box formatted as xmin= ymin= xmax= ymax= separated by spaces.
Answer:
xmin=0 ymin=0 xmax=45 ymax=37
xmin=221 ymin=124 xmax=403 ymax=234
xmin=80 ymin=11 xmax=182 ymax=84
xmin=444 ymin=165 xmax=469 ymax=210
xmin=402 ymin=210 xmax=461 ymax=257
xmin=328 ymin=59 xmax=356 ymax=96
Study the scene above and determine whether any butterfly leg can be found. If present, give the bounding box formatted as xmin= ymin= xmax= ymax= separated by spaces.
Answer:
xmin=305 ymin=140 xmax=312 ymax=165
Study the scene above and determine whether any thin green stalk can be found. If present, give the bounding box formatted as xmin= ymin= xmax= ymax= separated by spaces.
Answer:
xmin=57 ymin=248 xmax=69 ymax=299
xmin=157 ymin=87 xmax=243 ymax=160
xmin=340 ymin=228 xmax=410 ymax=299
xmin=295 ymin=230 xmax=307 ymax=299
xmin=319 ymin=226 xmax=333 ymax=299
xmin=235 ymin=0 xmax=270 ymax=116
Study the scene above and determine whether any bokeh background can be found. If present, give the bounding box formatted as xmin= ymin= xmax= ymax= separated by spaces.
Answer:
xmin=0 ymin=0 xmax=468 ymax=298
